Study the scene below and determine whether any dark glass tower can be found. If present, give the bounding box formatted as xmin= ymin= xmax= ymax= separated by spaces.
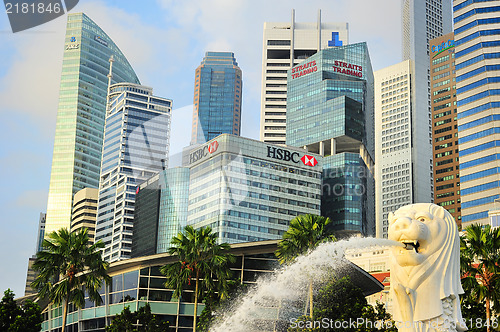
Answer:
xmin=286 ymin=42 xmax=375 ymax=236
xmin=45 ymin=13 xmax=140 ymax=236
xmin=191 ymin=52 xmax=242 ymax=145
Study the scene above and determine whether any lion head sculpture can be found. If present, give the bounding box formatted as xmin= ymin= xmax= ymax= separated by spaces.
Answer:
xmin=388 ymin=203 xmax=466 ymax=331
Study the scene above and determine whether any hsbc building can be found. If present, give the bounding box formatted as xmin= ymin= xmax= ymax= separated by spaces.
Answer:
xmin=179 ymin=134 xmax=323 ymax=244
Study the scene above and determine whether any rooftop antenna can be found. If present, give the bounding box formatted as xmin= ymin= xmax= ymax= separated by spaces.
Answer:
xmin=106 ymin=55 xmax=114 ymax=115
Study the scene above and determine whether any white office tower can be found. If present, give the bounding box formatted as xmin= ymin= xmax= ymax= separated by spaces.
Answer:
xmin=95 ymin=83 xmax=172 ymax=262
xmin=454 ymin=0 xmax=500 ymax=226
xmin=373 ymin=0 xmax=453 ymax=237
xmin=375 ymin=61 xmax=415 ymax=238
xmin=260 ymin=9 xmax=348 ymax=145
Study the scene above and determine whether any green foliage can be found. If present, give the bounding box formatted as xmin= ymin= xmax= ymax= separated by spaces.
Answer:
xmin=460 ymin=224 xmax=500 ymax=332
xmin=31 ymin=228 xmax=110 ymax=332
xmin=288 ymin=277 xmax=396 ymax=332
xmin=0 ymin=289 xmax=42 ymax=332
xmin=160 ymin=226 xmax=235 ymax=331
xmin=276 ymin=214 xmax=336 ymax=265
xmin=105 ymin=303 xmax=170 ymax=332
xmin=461 ymin=291 xmax=488 ymax=332
xmin=197 ymin=279 xmax=245 ymax=332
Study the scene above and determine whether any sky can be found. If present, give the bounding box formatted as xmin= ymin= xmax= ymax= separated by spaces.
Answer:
xmin=0 ymin=0 xmax=401 ymax=297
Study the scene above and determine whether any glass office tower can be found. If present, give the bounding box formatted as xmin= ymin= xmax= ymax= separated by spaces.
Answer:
xmin=191 ymin=52 xmax=242 ymax=145
xmin=287 ymin=42 xmax=375 ymax=236
xmin=45 ymin=13 xmax=140 ymax=236
xmin=454 ymin=0 xmax=500 ymax=226
xmin=95 ymin=83 xmax=171 ymax=262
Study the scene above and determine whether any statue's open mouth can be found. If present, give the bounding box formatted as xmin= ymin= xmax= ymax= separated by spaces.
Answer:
xmin=401 ymin=240 xmax=420 ymax=253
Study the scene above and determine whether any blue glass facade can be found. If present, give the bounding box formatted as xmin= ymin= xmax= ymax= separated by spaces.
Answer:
xmin=95 ymin=83 xmax=171 ymax=262
xmin=45 ymin=13 xmax=140 ymax=236
xmin=286 ymin=43 xmax=375 ymax=236
xmin=454 ymin=0 xmax=500 ymax=226
xmin=191 ymin=52 xmax=242 ymax=144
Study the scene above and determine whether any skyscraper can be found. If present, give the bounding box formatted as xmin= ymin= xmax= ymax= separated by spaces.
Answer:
xmin=45 ymin=13 xmax=140 ymax=236
xmin=191 ymin=52 xmax=242 ymax=145
xmin=374 ymin=60 xmax=416 ymax=238
xmin=95 ymin=83 xmax=171 ymax=262
xmin=260 ymin=10 xmax=348 ymax=145
xmin=71 ymin=187 xmax=98 ymax=243
xmin=402 ymin=1 xmax=452 ymax=199
xmin=454 ymin=0 xmax=500 ymax=226
xmin=373 ymin=0 xmax=452 ymax=237
xmin=286 ymin=42 xmax=375 ymax=236
xmin=429 ymin=33 xmax=461 ymax=225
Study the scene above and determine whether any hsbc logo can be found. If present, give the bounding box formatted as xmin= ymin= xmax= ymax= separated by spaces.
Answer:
xmin=189 ymin=140 xmax=219 ymax=164
xmin=301 ymin=155 xmax=318 ymax=167
xmin=208 ymin=141 xmax=219 ymax=154
xmin=267 ymin=146 xmax=318 ymax=167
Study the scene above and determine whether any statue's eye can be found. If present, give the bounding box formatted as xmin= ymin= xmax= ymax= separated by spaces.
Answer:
xmin=418 ymin=217 xmax=426 ymax=222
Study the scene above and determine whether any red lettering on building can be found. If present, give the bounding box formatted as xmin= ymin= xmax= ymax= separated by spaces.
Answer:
xmin=291 ymin=60 xmax=318 ymax=80
xmin=332 ymin=60 xmax=363 ymax=78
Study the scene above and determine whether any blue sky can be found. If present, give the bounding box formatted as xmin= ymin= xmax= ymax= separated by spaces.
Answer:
xmin=0 ymin=0 xmax=401 ymax=297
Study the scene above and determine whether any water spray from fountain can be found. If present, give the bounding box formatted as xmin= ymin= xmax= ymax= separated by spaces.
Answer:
xmin=211 ymin=237 xmax=403 ymax=332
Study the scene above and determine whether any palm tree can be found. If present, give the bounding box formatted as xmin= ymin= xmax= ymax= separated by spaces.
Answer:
xmin=32 ymin=228 xmax=110 ymax=332
xmin=460 ymin=224 xmax=500 ymax=332
xmin=160 ymin=226 xmax=235 ymax=332
xmin=276 ymin=214 xmax=336 ymax=318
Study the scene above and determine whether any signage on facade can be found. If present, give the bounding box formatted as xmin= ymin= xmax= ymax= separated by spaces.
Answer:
xmin=189 ymin=140 xmax=219 ymax=164
xmin=65 ymin=36 xmax=79 ymax=50
xmin=94 ymin=35 xmax=108 ymax=47
xmin=267 ymin=146 xmax=318 ymax=167
xmin=432 ymin=39 xmax=454 ymax=58
xmin=332 ymin=60 xmax=362 ymax=78
xmin=291 ymin=60 xmax=317 ymax=79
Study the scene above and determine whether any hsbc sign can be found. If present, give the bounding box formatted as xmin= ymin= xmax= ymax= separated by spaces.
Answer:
xmin=189 ymin=141 xmax=219 ymax=164
xmin=267 ymin=146 xmax=318 ymax=167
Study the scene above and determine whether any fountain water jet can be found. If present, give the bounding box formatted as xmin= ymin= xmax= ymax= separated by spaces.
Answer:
xmin=211 ymin=237 xmax=403 ymax=332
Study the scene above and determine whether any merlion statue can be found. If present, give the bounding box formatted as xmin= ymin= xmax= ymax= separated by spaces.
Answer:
xmin=388 ymin=203 xmax=467 ymax=331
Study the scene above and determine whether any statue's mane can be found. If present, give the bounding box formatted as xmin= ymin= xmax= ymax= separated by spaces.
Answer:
xmin=390 ymin=203 xmax=464 ymax=324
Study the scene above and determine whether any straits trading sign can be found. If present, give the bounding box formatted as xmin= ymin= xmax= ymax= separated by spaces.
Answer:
xmin=432 ymin=39 xmax=454 ymax=58
xmin=267 ymin=146 xmax=318 ymax=167
xmin=332 ymin=60 xmax=363 ymax=78
xmin=291 ymin=60 xmax=317 ymax=79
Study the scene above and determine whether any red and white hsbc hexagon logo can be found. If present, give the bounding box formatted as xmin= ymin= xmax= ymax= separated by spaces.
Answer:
xmin=267 ymin=146 xmax=318 ymax=167
xmin=301 ymin=154 xmax=318 ymax=167
xmin=208 ymin=141 xmax=219 ymax=154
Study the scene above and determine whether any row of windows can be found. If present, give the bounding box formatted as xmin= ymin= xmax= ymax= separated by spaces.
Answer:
xmin=436 ymin=157 xmax=459 ymax=167
xmin=461 ymin=194 xmax=499 ymax=209
xmin=458 ymin=114 xmax=500 ymax=131
xmin=456 ymin=52 xmax=500 ymax=71
xmin=462 ymin=211 xmax=488 ymax=223
xmin=432 ymin=54 xmax=450 ymax=66
xmin=433 ymin=79 xmax=450 ymax=89
xmin=461 ymin=153 xmax=500 ymax=169
xmin=457 ymin=64 xmax=500 ymax=83
xmin=457 ymin=77 xmax=500 ymax=95
xmin=457 ymin=89 xmax=500 ymax=107
xmin=454 ymin=0 xmax=496 ymax=12
xmin=456 ymin=28 xmax=500 ymax=48
xmin=454 ymin=5 xmax=500 ymax=24
xmin=456 ymin=40 xmax=500 ymax=59
xmin=461 ymin=167 xmax=500 ymax=183
xmin=462 ymin=180 xmax=500 ymax=196
xmin=458 ymin=101 xmax=500 ymax=119
xmin=459 ymin=140 xmax=500 ymax=157
xmin=459 ymin=127 xmax=500 ymax=144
